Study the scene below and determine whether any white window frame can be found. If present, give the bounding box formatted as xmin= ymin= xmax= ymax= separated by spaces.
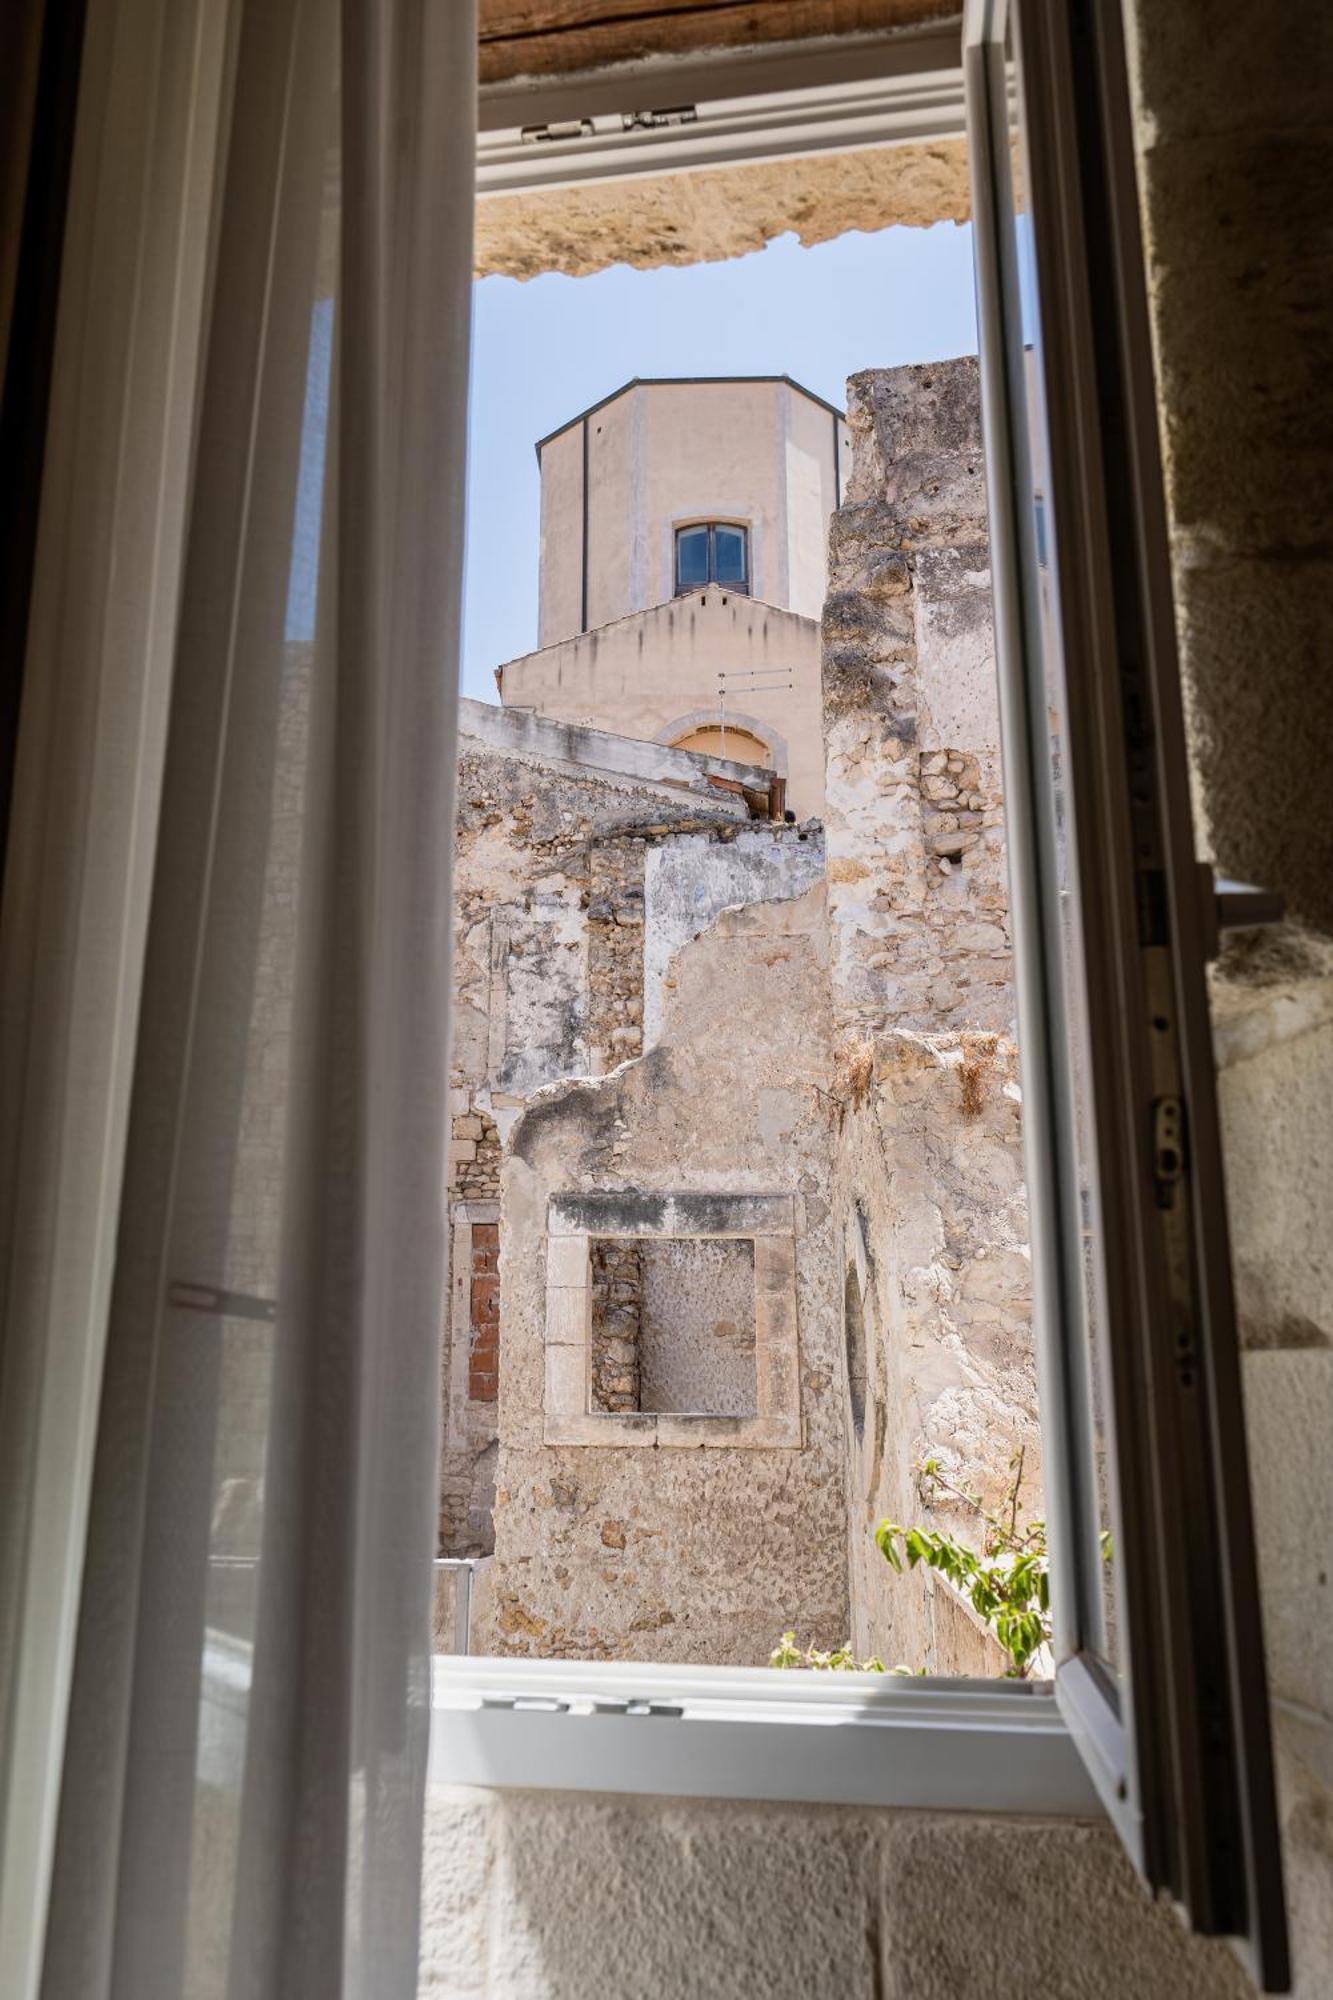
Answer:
xmin=448 ymin=20 xmax=1080 ymax=1805
xmin=445 ymin=20 xmax=1291 ymax=1985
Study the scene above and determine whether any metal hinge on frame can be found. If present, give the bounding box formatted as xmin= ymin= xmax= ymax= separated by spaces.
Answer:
xmin=621 ymin=105 xmax=698 ymax=131
xmin=1199 ymin=865 xmax=1285 ymax=959
xmin=520 ymin=118 xmax=595 ymax=144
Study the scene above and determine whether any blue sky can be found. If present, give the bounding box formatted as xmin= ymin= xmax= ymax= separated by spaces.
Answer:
xmin=461 ymin=220 xmax=978 ymax=701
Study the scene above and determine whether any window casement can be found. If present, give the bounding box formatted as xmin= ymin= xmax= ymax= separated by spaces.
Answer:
xmin=454 ymin=12 xmax=1290 ymax=1986
xmin=674 ymin=521 xmax=749 ymax=596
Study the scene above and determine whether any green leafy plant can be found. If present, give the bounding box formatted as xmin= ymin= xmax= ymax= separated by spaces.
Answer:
xmin=876 ymin=1449 xmax=1111 ymax=1678
xmin=773 ymin=1451 xmax=1113 ymax=1681
xmin=769 ymin=1631 xmax=906 ymax=1674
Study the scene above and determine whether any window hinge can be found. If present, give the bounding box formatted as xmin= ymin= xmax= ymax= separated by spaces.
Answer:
xmin=520 ymin=118 xmax=594 ymax=144
xmin=478 ymin=1695 xmax=684 ymax=1719
xmin=1199 ymin=864 xmax=1285 ymax=959
xmin=483 ymin=1695 xmax=570 ymax=1713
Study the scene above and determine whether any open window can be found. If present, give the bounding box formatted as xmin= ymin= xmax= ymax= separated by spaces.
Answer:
xmin=6 ymin=5 xmax=1294 ymax=1993
xmin=965 ymin=1 xmax=1288 ymax=1983
xmin=448 ymin=8 xmax=1290 ymax=1983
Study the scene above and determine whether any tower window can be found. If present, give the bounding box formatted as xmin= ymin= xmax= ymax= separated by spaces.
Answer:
xmin=675 ymin=522 xmax=749 ymax=595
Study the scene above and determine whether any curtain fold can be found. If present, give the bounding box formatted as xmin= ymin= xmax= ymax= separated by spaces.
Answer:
xmin=40 ymin=2 xmax=475 ymax=1994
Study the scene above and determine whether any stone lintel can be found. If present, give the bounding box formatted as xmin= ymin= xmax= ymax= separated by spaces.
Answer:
xmin=548 ymin=1191 xmax=795 ymax=1239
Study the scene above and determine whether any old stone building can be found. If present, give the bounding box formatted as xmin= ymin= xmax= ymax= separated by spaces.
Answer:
xmin=442 ymin=359 xmax=1037 ymax=1674
xmin=823 ymin=358 xmax=1033 ymax=1673
xmin=496 ymin=375 xmax=848 ymax=816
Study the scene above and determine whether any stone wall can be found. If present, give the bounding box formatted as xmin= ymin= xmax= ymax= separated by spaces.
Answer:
xmin=821 ymin=357 xmax=1033 ymax=1675
xmin=585 ymin=841 xmax=646 ymax=1075
xmin=589 ymin=1238 xmax=641 ymax=1413
xmin=420 ymin=1788 xmax=1253 ymax=2000
xmin=1121 ymin=7 xmax=1333 ymax=1984
xmin=823 ymin=359 xmax=1011 ymax=1041
xmin=440 ymin=705 xmax=758 ymax=1559
xmin=476 ymin=877 xmax=847 ymax=1665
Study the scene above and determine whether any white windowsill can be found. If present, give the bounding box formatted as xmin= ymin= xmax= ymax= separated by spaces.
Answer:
xmin=430 ymin=1655 xmax=1104 ymax=1817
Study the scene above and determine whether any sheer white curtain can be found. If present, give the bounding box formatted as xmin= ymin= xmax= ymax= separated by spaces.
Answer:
xmin=38 ymin=1 xmax=475 ymax=1994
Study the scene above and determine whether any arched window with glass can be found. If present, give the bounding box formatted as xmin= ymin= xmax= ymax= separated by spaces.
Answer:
xmin=674 ymin=521 xmax=749 ymax=595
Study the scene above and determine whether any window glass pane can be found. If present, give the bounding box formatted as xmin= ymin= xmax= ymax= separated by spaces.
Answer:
xmin=676 ymin=525 xmax=709 ymax=588
xmin=1004 ymin=14 xmax=1120 ymax=1672
xmin=713 ymin=524 xmax=747 ymax=586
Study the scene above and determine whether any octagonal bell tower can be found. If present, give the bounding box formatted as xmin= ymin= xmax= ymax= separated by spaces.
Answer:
xmin=535 ymin=375 xmax=850 ymax=646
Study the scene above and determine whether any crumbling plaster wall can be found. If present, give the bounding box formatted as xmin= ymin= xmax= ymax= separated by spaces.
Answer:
xmin=821 ymin=356 xmax=1032 ymax=1674
xmin=441 ymin=720 xmax=753 ymax=1556
xmin=642 ymin=821 xmax=825 ymax=1046
xmin=837 ymin=1034 xmax=1032 ymax=1676
xmin=475 ymin=876 xmax=848 ymax=1664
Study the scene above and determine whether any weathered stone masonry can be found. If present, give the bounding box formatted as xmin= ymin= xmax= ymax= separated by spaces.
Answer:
xmin=589 ymin=1238 xmax=642 ymax=1413
xmin=440 ymin=704 xmax=786 ymax=1566
xmin=822 ymin=358 xmax=1037 ymax=1674
xmin=440 ymin=362 xmax=1039 ymax=1676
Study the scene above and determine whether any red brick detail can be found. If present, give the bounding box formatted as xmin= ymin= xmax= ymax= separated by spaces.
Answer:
xmin=469 ymin=1224 xmax=500 ymax=1403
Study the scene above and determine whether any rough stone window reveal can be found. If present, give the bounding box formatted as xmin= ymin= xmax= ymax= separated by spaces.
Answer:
xmin=843 ymin=1260 xmax=867 ymax=1439
xmin=920 ymin=748 xmax=985 ymax=872
xmin=544 ymin=1191 xmax=801 ymax=1449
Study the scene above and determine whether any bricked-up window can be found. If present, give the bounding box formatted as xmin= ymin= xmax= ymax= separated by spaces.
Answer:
xmin=468 ymin=1223 xmax=500 ymax=1402
xmin=590 ymin=1236 xmax=757 ymax=1418
xmin=544 ymin=1194 xmax=800 ymax=1451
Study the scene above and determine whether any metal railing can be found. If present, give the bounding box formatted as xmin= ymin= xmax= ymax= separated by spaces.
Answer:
xmin=433 ymin=1557 xmax=478 ymax=1657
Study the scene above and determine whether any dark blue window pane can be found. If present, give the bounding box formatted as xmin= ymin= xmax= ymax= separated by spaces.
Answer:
xmin=713 ymin=526 xmax=747 ymax=586
xmin=676 ymin=526 xmax=709 ymax=589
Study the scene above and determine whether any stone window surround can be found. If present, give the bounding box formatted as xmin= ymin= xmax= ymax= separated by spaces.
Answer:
xmin=542 ymin=1191 xmax=803 ymax=1449
xmin=662 ymin=507 xmax=764 ymax=608
xmin=447 ymin=1198 xmax=500 ymax=1450
xmin=653 ymin=707 xmax=788 ymax=779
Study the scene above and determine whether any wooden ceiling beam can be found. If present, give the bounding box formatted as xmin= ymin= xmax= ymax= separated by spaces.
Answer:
xmin=479 ymin=1 xmax=959 ymax=85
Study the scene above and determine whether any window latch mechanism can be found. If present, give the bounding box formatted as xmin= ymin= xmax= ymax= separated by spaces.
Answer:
xmin=1151 ymin=1096 xmax=1186 ymax=1207
xmin=621 ymin=106 xmax=698 ymax=132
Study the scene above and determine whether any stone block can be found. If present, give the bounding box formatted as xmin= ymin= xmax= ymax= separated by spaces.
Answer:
xmin=543 ymin=1285 xmax=590 ymax=1346
xmin=1141 ymin=133 xmax=1333 ymax=550
xmin=545 ymin=1235 xmax=590 ymax=1287
xmin=1128 ymin=1 xmax=1331 ymax=141
xmin=1243 ymin=1348 xmax=1333 ymax=1726
xmin=543 ymin=1411 xmax=658 ymax=1447
xmin=1173 ymin=554 xmax=1333 ymax=932
xmin=544 ymin=1343 xmax=588 ymax=1418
